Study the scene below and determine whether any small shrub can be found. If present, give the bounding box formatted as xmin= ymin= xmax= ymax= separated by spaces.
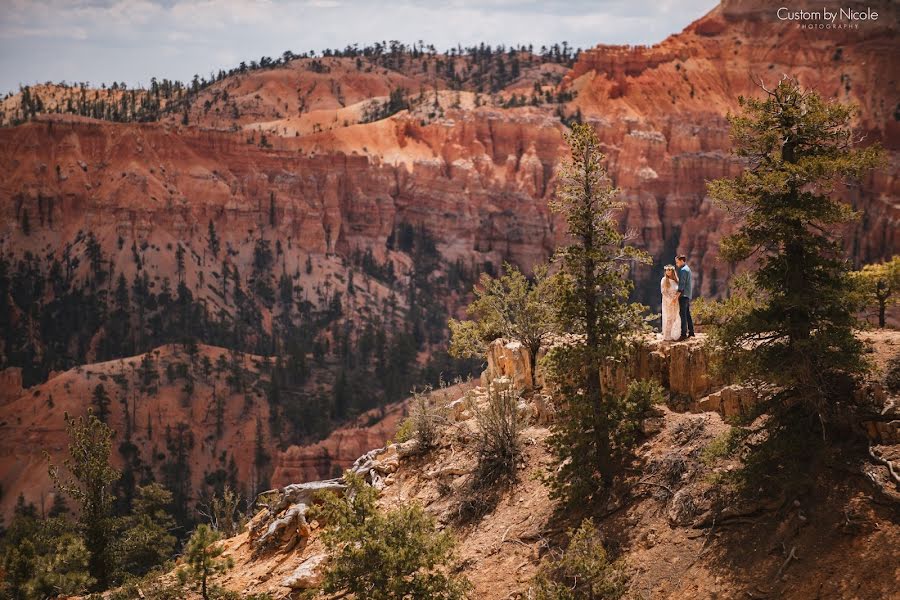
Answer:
xmin=177 ymin=524 xmax=233 ymax=600
xmin=392 ymin=414 xmax=415 ymax=444
xmin=885 ymin=354 xmax=900 ymax=394
xmin=471 ymin=382 xmax=522 ymax=489
xmin=108 ymin=569 xmax=182 ymax=600
xmin=530 ymin=518 xmax=627 ymax=600
xmin=202 ymin=486 xmax=246 ymax=538
xmin=409 ymin=384 xmax=445 ymax=452
xmin=701 ymin=426 xmax=746 ymax=465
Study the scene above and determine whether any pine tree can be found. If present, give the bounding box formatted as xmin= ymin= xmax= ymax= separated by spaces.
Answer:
xmin=138 ymin=352 xmax=159 ymax=393
xmin=115 ymin=483 xmax=177 ymax=577
xmin=162 ymin=422 xmax=194 ymax=528
xmin=48 ymin=411 xmax=121 ymax=590
xmin=48 ymin=493 xmax=69 ymax=518
xmin=91 ymin=384 xmax=111 ymax=423
xmin=851 ymin=256 xmax=899 ymax=328
xmin=702 ymin=78 xmax=882 ymax=422
xmin=207 ymin=219 xmax=220 ymax=258
xmin=544 ymin=123 xmax=651 ymax=506
xmin=253 ymin=417 xmax=270 ymax=494
xmin=178 ymin=524 xmax=232 ymax=600
xmin=175 ymin=243 xmax=186 ymax=283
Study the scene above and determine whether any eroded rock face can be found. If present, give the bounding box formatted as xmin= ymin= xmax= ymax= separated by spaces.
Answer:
xmin=484 ymin=334 xmax=730 ymax=408
xmin=697 ymin=385 xmax=760 ymax=420
xmin=271 ymin=402 xmax=407 ymax=487
xmin=1 ymin=0 xmax=896 ymax=525
xmin=563 ymin=0 xmax=898 ymax=296
xmin=482 ymin=339 xmax=536 ymax=392
xmin=2 ymin=2 xmax=896 ymax=307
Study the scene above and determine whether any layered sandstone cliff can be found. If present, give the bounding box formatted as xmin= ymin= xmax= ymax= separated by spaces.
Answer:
xmin=2 ymin=1 xmax=897 ymax=302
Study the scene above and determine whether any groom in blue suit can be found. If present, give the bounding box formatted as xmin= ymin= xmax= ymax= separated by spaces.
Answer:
xmin=676 ymin=255 xmax=694 ymax=340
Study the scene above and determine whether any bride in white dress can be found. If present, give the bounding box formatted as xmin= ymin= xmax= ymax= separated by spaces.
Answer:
xmin=660 ymin=265 xmax=681 ymax=341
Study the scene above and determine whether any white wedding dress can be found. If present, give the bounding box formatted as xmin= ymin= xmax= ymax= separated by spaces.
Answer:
xmin=660 ymin=276 xmax=682 ymax=341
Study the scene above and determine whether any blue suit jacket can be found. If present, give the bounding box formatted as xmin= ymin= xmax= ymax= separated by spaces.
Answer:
xmin=677 ymin=265 xmax=692 ymax=299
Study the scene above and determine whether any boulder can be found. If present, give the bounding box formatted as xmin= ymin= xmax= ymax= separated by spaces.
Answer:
xmin=862 ymin=420 xmax=900 ymax=444
xmin=483 ymin=339 xmax=534 ymax=393
xmin=282 ymin=553 xmax=329 ymax=590
xmin=697 ymin=385 xmax=758 ymax=419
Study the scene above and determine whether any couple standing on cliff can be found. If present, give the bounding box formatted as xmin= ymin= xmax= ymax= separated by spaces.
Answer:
xmin=660 ymin=255 xmax=694 ymax=342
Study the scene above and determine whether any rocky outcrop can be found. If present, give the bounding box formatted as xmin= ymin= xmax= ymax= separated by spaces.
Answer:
xmin=484 ymin=334 xmax=742 ymax=415
xmin=0 ymin=367 xmax=23 ymax=404
xmin=696 ymin=385 xmax=760 ymax=420
xmin=271 ymin=402 xmax=407 ymax=487
xmin=482 ymin=339 xmax=537 ymax=392
xmin=481 ymin=332 xmax=900 ymax=439
xmin=282 ymin=553 xmax=329 ymax=590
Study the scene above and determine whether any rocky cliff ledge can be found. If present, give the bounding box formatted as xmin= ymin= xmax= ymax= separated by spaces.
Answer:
xmin=485 ymin=334 xmax=734 ymax=408
xmin=483 ymin=332 xmax=899 ymax=443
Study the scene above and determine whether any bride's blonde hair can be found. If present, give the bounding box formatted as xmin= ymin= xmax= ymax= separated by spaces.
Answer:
xmin=664 ymin=265 xmax=678 ymax=280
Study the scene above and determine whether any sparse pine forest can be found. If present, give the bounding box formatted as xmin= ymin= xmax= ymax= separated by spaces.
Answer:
xmin=1 ymin=41 xmax=580 ymax=127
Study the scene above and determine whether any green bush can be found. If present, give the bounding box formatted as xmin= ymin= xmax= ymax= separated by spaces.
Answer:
xmin=885 ymin=354 xmax=900 ymax=394
xmin=391 ymin=414 xmax=415 ymax=444
xmin=530 ymin=519 xmax=627 ymax=600
xmin=309 ymin=472 xmax=469 ymax=599
xmin=108 ymin=570 xmax=182 ymax=600
xmin=701 ymin=426 xmax=746 ymax=465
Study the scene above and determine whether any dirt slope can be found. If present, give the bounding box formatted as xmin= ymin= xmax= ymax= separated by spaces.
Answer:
xmin=156 ymin=332 xmax=899 ymax=599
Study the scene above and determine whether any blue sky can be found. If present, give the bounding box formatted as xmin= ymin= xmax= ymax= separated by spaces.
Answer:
xmin=0 ymin=0 xmax=719 ymax=96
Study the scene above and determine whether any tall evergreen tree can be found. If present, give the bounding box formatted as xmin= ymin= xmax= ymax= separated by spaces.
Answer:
xmin=703 ymin=78 xmax=882 ymax=422
xmin=91 ymin=384 xmax=111 ymax=423
xmin=162 ymin=422 xmax=194 ymax=528
xmin=115 ymin=483 xmax=177 ymax=577
xmin=207 ymin=220 xmax=220 ymax=258
xmin=48 ymin=411 xmax=121 ymax=590
xmin=544 ymin=123 xmax=650 ymax=505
